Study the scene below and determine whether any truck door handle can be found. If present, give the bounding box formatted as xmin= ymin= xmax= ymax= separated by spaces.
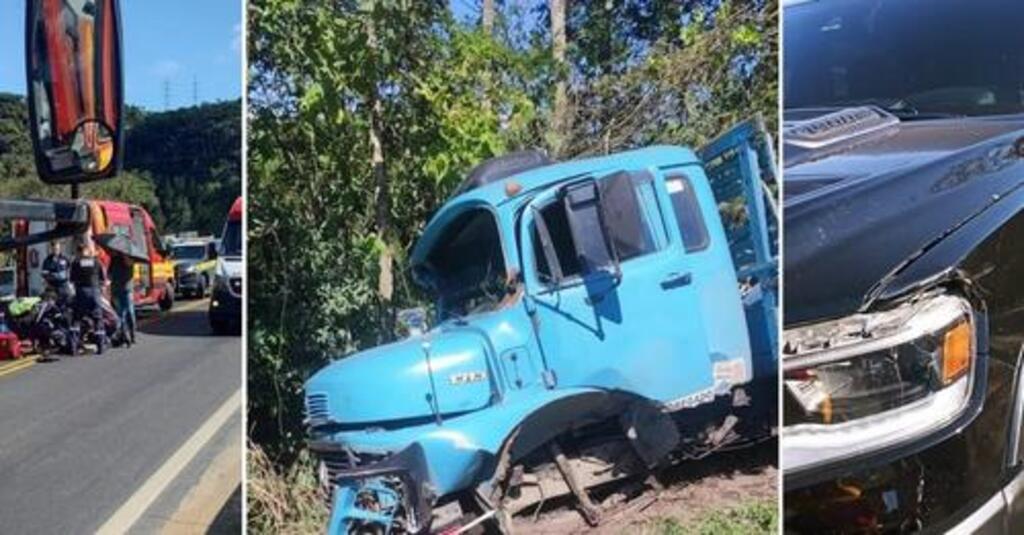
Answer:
xmin=660 ymin=271 xmax=692 ymax=289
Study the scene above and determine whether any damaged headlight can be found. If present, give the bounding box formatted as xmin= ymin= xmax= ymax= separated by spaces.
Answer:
xmin=783 ymin=293 xmax=978 ymax=474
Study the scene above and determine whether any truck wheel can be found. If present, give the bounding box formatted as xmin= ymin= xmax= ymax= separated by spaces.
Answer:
xmin=159 ymin=284 xmax=175 ymax=311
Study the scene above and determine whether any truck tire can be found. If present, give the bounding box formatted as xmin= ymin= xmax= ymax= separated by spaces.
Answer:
xmin=159 ymin=283 xmax=175 ymax=311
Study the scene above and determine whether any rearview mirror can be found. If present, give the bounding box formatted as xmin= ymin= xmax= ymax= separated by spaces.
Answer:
xmin=26 ymin=0 xmax=124 ymax=184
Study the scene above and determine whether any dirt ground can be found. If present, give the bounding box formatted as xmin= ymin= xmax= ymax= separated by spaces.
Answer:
xmin=519 ymin=440 xmax=778 ymax=534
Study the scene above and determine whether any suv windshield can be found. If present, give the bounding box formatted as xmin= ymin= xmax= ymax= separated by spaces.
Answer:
xmin=221 ymin=220 xmax=242 ymax=257
xmin=171 ymin=244 xmax=206 ymax=260
xmin=785 ymin=0 xmax=1024 ymax=117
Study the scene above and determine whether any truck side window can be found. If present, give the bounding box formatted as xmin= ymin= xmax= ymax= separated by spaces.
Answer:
xmin=533 ymin=172 xmax=657 ymax=285
xmin=665 ymin=174 xmax=710 ymax=252
xmin=532 ymin=202 xmax=582 ymax=282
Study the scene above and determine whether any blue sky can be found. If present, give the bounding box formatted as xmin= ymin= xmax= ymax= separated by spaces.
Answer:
xmin=0 ymin=0 xmax=242 ymax=111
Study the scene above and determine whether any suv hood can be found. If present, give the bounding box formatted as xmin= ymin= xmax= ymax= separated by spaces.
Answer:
xmin=305 ymin=328 xmax=495 ymax=428
xmin=217 ymin=257 xmax=243 ymax=278
xmin=784 ymin=111 xmax=1024 ymax=325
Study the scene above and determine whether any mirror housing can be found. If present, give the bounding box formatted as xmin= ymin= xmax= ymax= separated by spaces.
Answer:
xmin=25 ymin=0 xmax=124 ymax=184
xmin=397 ymin=307 xmax=429 ymax=337
xmin=562 ymin=179 xmax=620 ymax=279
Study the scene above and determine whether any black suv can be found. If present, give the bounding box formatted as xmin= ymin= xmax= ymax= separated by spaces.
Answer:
xmin=782 ymin=0 xmax=1024 ymax=532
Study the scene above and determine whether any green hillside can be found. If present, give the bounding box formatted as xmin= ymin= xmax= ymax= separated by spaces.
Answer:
xmin=0 ymin=93 xmax=241 ymax=235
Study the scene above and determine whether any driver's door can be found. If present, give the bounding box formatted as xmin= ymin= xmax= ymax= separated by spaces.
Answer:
xmin=520 ymin=170 xmax=714 ymax=407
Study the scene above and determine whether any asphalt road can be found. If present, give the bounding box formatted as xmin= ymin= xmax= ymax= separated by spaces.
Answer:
xmin=0 ymin=299 xmax=241 ymax=533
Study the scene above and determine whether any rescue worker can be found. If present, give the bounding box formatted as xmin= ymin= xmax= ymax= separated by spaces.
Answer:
xmin=70 ymin=241 xmax=107 ymax=354
xmin=41 ymin=240 xmax=73 ymax=303
xmin=108 ymin=253 xmax=135 ymax=347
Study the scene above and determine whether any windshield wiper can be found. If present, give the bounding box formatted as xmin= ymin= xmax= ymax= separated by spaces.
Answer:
xmin=787 ymin=99 xmax=965 ymax=121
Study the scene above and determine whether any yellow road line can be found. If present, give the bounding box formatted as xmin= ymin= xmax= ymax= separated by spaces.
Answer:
xmin=138 ymin=299 xmax=209 ymax=327
xmin=0 ymin=358 xmax=37 ymax=378
xmin=96 ymin=390 xmax=241 ymax=535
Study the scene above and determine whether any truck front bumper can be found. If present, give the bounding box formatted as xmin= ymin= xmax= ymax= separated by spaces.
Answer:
xmin=313 ymin=441 xmax=434 ymax=534
xmin=176 ymin=272 xmax=203 ymax=293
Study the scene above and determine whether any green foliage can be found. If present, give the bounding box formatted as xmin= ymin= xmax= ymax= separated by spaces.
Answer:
xmin=646 ymin=501 xmax=778 ymax=535
xmin=0 ymin=92 xmax=240 ymax=234
xmin=247 ymin=0 xmax=778 ymax=468
xmin=125 ymin=101 xmax=243 ymax=234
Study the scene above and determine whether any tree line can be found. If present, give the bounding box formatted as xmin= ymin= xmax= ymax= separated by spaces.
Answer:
xmin=0 ymin=93 xmax=242 ymax=236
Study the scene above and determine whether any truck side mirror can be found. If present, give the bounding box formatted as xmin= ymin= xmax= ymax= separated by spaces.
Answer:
xmin=26 ymin=0 xmax=124 ymax=184
xmin=562 ymin=180 xmax=619 ymax=278
xmin=397 ymin=307 xmax=429 ymax=336
xmin=561 ymin=172 xmax=651 ymax=305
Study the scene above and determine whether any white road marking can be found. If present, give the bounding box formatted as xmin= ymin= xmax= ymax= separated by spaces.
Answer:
xmin=96 ymin=389 xmax=241 ymax=535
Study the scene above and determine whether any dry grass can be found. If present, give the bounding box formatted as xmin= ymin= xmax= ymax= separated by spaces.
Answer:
xmin=246 ymin=443 xmax=328 ymax=534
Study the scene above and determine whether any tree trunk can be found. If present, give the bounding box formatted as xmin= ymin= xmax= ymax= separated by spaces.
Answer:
xmin=482 ymin=0 xmax=495 ymax=33
xmin=366 ymin=13 xmax=393 ymax=303
xmin=550 ymin=0 xmax=569 ymax=156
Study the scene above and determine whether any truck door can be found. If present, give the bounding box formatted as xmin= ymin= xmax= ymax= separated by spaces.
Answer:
xmin=520 ymin=170 xmax=715 ymax=407
xmin=129 ymin=207 xmax=152 ymax=299
xmin=698 ymin=118 xmax=780 ymax=380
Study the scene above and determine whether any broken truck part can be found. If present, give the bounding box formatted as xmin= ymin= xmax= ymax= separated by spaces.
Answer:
xmin=305 ymin=120 xmax=779 ymax=534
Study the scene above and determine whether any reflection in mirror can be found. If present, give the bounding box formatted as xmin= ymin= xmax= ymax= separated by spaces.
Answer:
xmin=70 ymin=119 xmax=115 ymax=173
xmin=27 ymin=0 xmax=122 ymax=184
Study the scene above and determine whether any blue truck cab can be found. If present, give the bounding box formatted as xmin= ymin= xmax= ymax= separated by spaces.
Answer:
xmin=306 ymin=121 xmax=779 ymax=533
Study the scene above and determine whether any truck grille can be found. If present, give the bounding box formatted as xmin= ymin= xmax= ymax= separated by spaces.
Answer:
xmin=305 ymin=393 xmax=329 ymax=423
xmin=321 ymin=449 xmax=357 ymax=483
xmin=319 ymin=448 xmax=386 ymax=486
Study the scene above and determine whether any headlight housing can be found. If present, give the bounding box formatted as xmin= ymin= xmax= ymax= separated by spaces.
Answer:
xmin=783 ymin=293 xmax=979 ymax=475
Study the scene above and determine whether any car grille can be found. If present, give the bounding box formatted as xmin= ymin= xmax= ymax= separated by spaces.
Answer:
xmin=229 ymin=277 xmax=242 ymax=296
xmin=305 ymin=393 xmax=329 ymax=423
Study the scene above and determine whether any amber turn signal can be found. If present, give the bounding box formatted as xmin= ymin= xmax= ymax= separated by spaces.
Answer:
xmin=942 ymin=320 xmax=972 ymax=385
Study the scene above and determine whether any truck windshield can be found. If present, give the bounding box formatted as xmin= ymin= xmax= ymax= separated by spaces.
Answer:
xmin=171 ymin=245 xmax=206 ymax=260
xmin=423 ymin=208 xmax=507 ymax=320
xmin=785 ymin=0 xmax=1024 ymax=117
xmin=221 ymin=220 xmax=242 ymax=257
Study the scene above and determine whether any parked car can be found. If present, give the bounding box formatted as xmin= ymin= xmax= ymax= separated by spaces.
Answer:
xmin=305 ymin=122 xmax=779 ymax=534
xmin=781 ymin=0 xmax=1024 ymax=532
xmin=171 ymin=238 xmax=218 ymax=298
xmin=209 ymin=197 xmax=242 ymax=334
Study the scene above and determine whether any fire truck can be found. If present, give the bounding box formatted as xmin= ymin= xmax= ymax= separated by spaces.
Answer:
xmin=15 ymin=200 xmax=175 ymax=310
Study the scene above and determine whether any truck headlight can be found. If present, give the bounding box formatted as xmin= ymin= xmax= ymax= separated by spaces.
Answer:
xmin=783 ymin=293 xmax=978 ymax=474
